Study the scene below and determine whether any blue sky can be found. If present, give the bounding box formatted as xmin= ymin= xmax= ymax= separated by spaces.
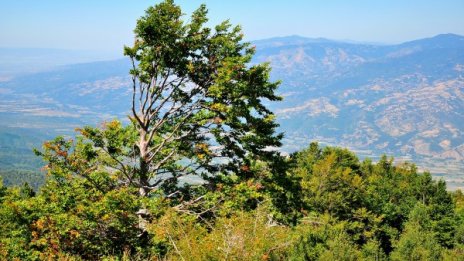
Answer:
xmin=1 ymin=0 xmax=463 ymax=52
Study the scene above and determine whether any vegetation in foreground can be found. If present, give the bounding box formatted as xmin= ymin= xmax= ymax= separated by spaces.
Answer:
xmin=1 ymin=1 xmax=464 ymax=260
xmin=2 ymin=142 xmax=464 ymax=260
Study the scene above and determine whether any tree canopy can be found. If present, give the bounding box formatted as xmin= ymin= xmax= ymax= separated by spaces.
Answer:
xmin=122 ymin=0 xmax=282 ymax=197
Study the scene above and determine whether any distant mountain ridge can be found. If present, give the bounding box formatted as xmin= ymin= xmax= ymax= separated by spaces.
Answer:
xmin=0 ymin=34 xmax=463 ymax=188
xmin=250 ymin=34 xmax=464 ymax=189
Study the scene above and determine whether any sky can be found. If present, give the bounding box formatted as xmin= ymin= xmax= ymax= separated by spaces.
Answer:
xmin=1 ymin=0 xmax=463 ymax=53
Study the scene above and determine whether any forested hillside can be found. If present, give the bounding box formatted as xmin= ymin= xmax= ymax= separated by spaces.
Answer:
xmin=2 ymin=142 xmax=464 ymax=259
xmin=1 ymin=1 xmax=463 ymax=260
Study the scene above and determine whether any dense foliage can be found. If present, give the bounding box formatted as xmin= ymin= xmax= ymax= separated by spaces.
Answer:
xmin=1 ymin=1 xmax=463 ymax=260
xmin=2 ymin=142 xmax=464 ymax=260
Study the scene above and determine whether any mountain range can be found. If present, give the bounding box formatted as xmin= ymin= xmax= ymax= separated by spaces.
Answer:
xmin=0 ymin=34 xmax=463 ymax=189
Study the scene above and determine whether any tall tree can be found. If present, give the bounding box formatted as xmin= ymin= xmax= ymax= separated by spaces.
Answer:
xmin=121 ymin=0 xmax=282 ymax=197
xmin=37 ymin=0 xmax=282 ymax=210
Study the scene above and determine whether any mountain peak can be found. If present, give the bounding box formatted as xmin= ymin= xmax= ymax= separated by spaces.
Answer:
xmin=399 ymin=33 xmax=464 ymax=48
xmin=432 ymin=33 xmax=464 ymax=39
xmin=253 ymin=34 xmax=464 ymax=49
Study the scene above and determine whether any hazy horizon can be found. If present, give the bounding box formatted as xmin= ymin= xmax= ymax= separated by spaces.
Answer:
xmin=1 ymin=32 xmax=462 ymax=53
xmin=1 ymin=0 xmax=463 ymax=52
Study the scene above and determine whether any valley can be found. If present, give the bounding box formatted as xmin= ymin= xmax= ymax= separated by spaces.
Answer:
xmin=0 ymin=34 xmax=463 ymax=189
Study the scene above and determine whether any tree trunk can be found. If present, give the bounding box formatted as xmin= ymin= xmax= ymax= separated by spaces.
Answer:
xmin=137 ymin=128 xmax=150 ymax=232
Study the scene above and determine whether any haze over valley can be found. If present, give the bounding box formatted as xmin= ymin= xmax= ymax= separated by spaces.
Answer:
xmin=1 ymin=33 xmax=463 ymax=189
